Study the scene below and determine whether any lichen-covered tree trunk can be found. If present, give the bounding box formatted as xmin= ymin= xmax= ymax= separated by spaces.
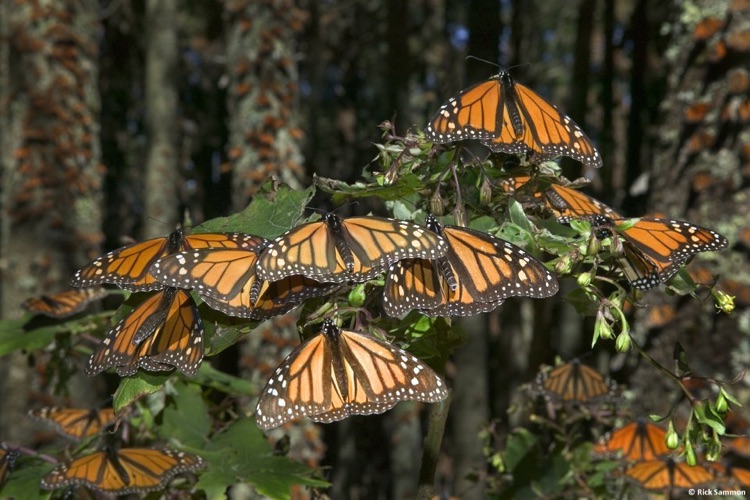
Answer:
xmin=143 ymin=0 xmax=179 ymax=237
xmin=631 ymin=0 xmax=750 ymax=412
xmin=0 ymin=0 xmax=102 ymax=441
xmin=224 ymin=0 xmax=305 ymax=211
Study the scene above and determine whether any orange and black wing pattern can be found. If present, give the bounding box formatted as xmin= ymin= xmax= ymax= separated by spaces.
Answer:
xmin=256 ymin=319 xmax=448 ymax=430
xmin=28 ymin=407 xmax=116 ymax=441
xmin=384 ymin=214 xmax=558 ymax=317
xmin=537 ymin=359 xmax=614 ymax=404
xmin=625 ymin=458 xmax=714 ymax=492
xmin=86 ymin=288 xmax=204 ymax=377
xmin=22 ymin=287 xmax=107 ymax=318
xmin=606 ymin=217 xmax=728 ymax=289
xmin=426 ymin=72 xmax=602 ymax=169
xmin=40 ymin=447 xmax=204 ymax=495
xmin=593 ymin=421 xmax=671 ymax=461
xmin=71 ymin=229 xmax=257 ymax=292
xmin=256 ymin=214 xmax=448 ymax=283
xmin=0 ymin=446 xmax=20 ymax=486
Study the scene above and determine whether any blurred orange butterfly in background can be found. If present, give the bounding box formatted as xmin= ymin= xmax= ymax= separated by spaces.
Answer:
xmin=537 ymin=359 xmax=614 ymax=404
xmin=86 ymin=288 xmax=204 ymax=377
xmin=383 ymin=214 xmax=558 ymax=317
xmin=22 ymin=287 xmax=108 ymax=318
xmin=71 ymin=229 xmax=257 ymax=292
xmin=625 ymin=457 xmax=714 ymax=492
xmin=425 ymin=71 xmax=602 ymax=169
xmin=153 ymin=241 xmax=337 ymax=319
xmin=256 ymin=214 xmax=448 ymax=284
xmin=593 ymin=421 xmax=671 ymax=461
xmin=40 ymin=447 xmax=204 ymax=495
xmin=28 ymin=407 xmax=117 ymax=441
xmin=256 ymin=319 xmax=449 ymax=430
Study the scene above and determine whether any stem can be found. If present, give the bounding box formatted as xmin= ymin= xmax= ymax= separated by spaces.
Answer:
xmin=416 ymin=391 xmax=452 ymax=499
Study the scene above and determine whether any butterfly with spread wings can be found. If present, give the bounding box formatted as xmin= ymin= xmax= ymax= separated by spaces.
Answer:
xmin=504 ymin=176 xmax=728 ymax=289
xmin=86 ymin=288 xmax=204 ymax=377
xmin=28 ymin=407 xmax=116 ymax=441
xmin=425 ymin=71 xmax=602 ymax=169
xmin=383 ymin=214 xmax=558 ymax=317
xmin=255 ymin=319 xmax=449 ymax=430
xmin=256 ymin=214 xmax=448 ymax=284
xmin=625 ymin=457 xmax=714 ymax=492
xmin=152 ymin=240 xmax=338 ymax=319
xmin=71 ymin=229 xmax=259 ymax=292
xmin=536 ymin=359 xmax=615 ymax=404
xmin=22 ymin=288 xmax=108 ymax=318
xmin=593 ymin=421 xmax=672 ymax=461
xmin=40 ymin=447 xmax=204 ymax=495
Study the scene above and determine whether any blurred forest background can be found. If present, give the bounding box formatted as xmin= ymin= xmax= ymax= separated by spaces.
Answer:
xmin=1 ymin=0 xmax=749 ymax=498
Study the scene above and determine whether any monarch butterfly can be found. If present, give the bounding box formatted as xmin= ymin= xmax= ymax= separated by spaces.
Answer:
xmin=28 ymin=407 xmax=117 ymax=441
xmin=40 ymin=447 xmax=204 ymax=495
xmin=152 ymin=244 xmax=338 ymax=319
xmin=383 ymin=215 xmax=558 ymax=317
xmin=0 ymin=446 xmax=20 ymax=485
xmin=255 ymin=214 xmax=449 ymax=284
xmin=86 ymin=288 xmax=204 ymax=377
xmin=537 ymin=359 xmax=614 ymax=404
xmin=503 ymin=175 xmax=621 ymax=224
xmin=593 ymin=421 xmax=671 ymax=461
xmin=625 ymin=458 xmax=714 ymax=492
xmin=255 ymin=319 xmax=449 ymax=430
xmin=22 ymin=287 xmax=108 ymax=318
xmin=425 ymin=71 xmax=602 ymax=169
xmin=604 ymin=217 xmax=729 ymax=290
xmin=728 ymin=436 xmax=750 ymax=457
xmin=71 ymin=229 xmax=258 ymax=292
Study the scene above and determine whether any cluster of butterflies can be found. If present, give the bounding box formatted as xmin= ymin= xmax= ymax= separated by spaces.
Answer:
xmin=533 ymin=360 xmax=749 ymax=493
xmin=0 ymin=406 xmax=204 ymax=495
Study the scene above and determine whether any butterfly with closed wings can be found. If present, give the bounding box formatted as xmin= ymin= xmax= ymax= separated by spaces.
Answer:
xmin=86 ymin=287 xmax=204 ymax=377
xmin=40 ymin=447 xmax=204 ymax=495
xmin=426 ymin=71 xmax=602 ymax=169
xmin=256 ymin=319 xmax=449 ymax=430
xmin=383 ymin=214 xmax=558 ymax=317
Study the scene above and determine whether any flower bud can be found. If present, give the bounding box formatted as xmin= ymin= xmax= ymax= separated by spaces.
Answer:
xmin=716 ymin=392 xmax=728 ymax=414
xmin=555 ymin=255 xmax=572 ymax=275
xmin=430 ymin=190 xmax=445 ymax=216
xmin=577 ymin=271 xmax=592 ymax=288
xmin=347 ymin=284 xmax=367 ymax=307
xmin=666 ymin=421 xmax=680 ymax=450
xmin=479 ymin=176 xmax=493 ymax=206
xmin=685 ymin=443 xmax=697 ymax=466
xmin=713 ymin=289 xmax=735 ymax=314
xmin=453 ymin=205 xmax=467 ymax=227
xmin=615 ymin=332 xmax=631 ymax=352
xmin=586 ymin=234 xmax=601 ymax=256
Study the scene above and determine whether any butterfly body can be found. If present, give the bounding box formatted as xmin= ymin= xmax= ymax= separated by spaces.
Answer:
xmin=40 ymin=447 xmax=204 ymax=495
xmin=255 ymin=319 xmax=448 ymax=430
xmin=426 ymin=72 xmax=602 ymax=168
xmin=256 ymin=215 xmax=449 ymax=283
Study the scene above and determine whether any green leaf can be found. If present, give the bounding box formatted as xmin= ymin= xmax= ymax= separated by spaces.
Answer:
xmin=190 ymin=363 xmax=256 ymax=396
xmin=194 ymin=418 xmax=328 ymax=499
xmin=507 ymin=198 xmax=534 ymax=233
xmin=113 ymin=372 xmax=173 ymax=411
xmin=159 ymin=380 xmax=211 ymax=447
xmin=0 ymin=459 xmax=53 ymax=499
xmin=503 ymin=428 xmax=538 ymax=472
xmin=0 ymin=318 xmax=58 ymax=355
xmin=193 ymin=182 xmax=314 ymax=238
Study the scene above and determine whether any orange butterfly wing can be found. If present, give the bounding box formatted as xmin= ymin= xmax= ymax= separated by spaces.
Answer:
xmin=28 ymin=407 xmax=116 ymax=440
xmin=625 ymin=458 xmax=713 ymax=492
xmin=426 ymin=79 xmax=503 ymax=142
xmin=40 ymin=448 xmax=204 ymax=494
xmin=255 ymin=320 xmax=448 ymax=430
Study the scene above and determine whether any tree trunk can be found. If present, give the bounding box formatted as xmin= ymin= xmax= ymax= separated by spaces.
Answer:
xmin=0 ymin=0 xmax=102 ymax=442
xmin=143 ymin=0 xmax=179 ymax=237
xmin=225 ymin=0 xmax=305 ymax=211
